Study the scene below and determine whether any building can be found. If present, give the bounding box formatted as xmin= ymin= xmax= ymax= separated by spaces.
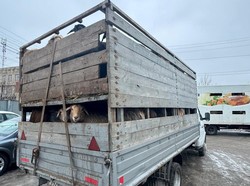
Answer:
xmin=0 ymin=66 xmax=19 ymax=100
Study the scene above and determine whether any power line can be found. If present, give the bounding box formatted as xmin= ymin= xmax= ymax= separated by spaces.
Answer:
xmin=0 ymin=32 xmax=23 ymax=46
xmin=184 ymin=54 xmax=250 ymax=61
xmin=6 ymin=45 xmax=18 ymax=52
xmin=169 ymin=36 xmax=250 ymax=49
xmin=173 ymin=43 xmax=250 ymax=54
xmin=198 ymin=69 xmax=250 ymax=76
xmin=0 ymin=26 xmax=28 ymax=43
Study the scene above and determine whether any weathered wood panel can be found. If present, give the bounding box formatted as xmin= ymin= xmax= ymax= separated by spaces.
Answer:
xmin=21 ymin=77 xmax=108 ymax=104
xmin=111 ymin=114 xmax=198 ymax=150
xmin=21 ymin=20 xmax=106 ymax=74
xmin=19 ymin=122 xmax=110 ymax=151
xmin=22 ymin=65 xmax=99 ymax=93
xmin=106 ymin=9 xmax=196 ymax=79
xmin=110 ymin=94 xmax=178 ymax=108
xmin=22 ymin=50 xmax=107 ymax=84
xmin=20 ymin=148 xmax=104 ymax=174
xmin=19 ymin=152 xmax=104 ymax=185
xmin=176 ymin=69 xmax=198 ymax=108
xmin=108 ymin=26 xmax=179 ymax=108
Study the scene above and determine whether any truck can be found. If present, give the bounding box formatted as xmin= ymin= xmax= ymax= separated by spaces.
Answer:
xmin=198 ymin=85 xmax=250 ymax=135
xmin=17 ymin=1 xmax=208 ymax=185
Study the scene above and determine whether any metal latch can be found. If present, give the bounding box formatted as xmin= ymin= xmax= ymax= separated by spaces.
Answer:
xmin=31 ymin=148 xmax=40 ymax=165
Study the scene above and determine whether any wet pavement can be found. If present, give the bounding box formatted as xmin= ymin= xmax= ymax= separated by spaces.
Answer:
xmin=182 ymin=129 xmax=250 ymax=186
xmin=0 ymin=129 xmax=249 ymax=186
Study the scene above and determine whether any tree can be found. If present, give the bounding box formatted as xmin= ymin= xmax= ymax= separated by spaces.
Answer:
xmin=198 ymin=74 xmax=212 ymax=86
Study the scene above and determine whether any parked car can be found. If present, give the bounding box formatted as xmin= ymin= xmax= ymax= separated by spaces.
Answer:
xmin=0 ymin=111 xmax=20 ymax=123
xmin=0 ymin=117 xmax=20 ymax=176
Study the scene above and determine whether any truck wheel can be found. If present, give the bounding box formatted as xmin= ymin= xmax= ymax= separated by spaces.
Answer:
xmin=205 ymin=125 xmax=218 ymax=135
xmin=0 ymin=153 xmax=9 ymax=176
xmin=169 ymin=162 xmax=182 ymax=186
xmin=198 ymin=143 xmax=207 ymax=156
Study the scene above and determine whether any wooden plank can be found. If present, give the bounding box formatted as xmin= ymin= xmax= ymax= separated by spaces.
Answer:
xmin=110 ymin=76 xmax=177 ymax=102
xmin=19 ymin=140 xmax=108 ymax=157
xmin=109 ymin=42 xmax=176 ymax=87
xmin=21 ymin=77 xmax=108 ymax=104
xmin=19 ymin=122 xmax=109 ymax=151
xmin=111 ymin=114 xmax=198 ymax=150
xmin=108 ymin=26 xmax=175 ymax=81
xmin=19 ymin=149 xmax=104 ymax=174
xmin=22 ymin=65 xmax=100 ymax=93
xmin=175 ymin=69 xmax=198 ymax=107
xmin=112 ymin=114 xmax=197 ymax=136
xmin=107 ymin=26 xmax=182 ymax=108
xmin=22 ymin=20 xmax=106 ymax=73
xmin=19 ymin=122 xmax=109 ymax=136
xmin=108 ymin=47 xmax=177 ymax=100
xmin=106 ymin=10 xmax=196 ymax=79
xmin=21 ymin=95 xmax=109 ymax=107
xmin=22 ymin=50 xmax=107 ymax=85
xmin=110 ymin=93 xmax=178 ymax=108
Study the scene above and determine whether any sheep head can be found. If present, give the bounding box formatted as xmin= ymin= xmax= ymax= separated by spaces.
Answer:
xmin=68 ymin=105 xmax=89 ymax=123
xmin=56 ymin=108 xmax=70 ymax=122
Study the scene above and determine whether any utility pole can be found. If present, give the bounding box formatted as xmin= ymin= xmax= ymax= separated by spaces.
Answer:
xmin=1 ymin=38 xmax=7 ymax=68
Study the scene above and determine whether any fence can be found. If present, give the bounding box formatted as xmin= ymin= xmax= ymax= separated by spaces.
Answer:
xmin=0 ymin=100 xmax=20 ymax=114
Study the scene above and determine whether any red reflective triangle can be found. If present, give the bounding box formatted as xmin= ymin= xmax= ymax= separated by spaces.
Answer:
xmin=85 ymin=176 xmax=98 ymax=185
xmin=21 ymin=130 xmax=26 ymax=140
xmin=119 ymin=176 xmax=124 ymax=185
xmin=88 ymin=136 xmax=100 ymax=151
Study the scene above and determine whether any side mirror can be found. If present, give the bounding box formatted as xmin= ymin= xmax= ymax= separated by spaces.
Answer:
xmin=204 ymin=112 xmax=210 ymax=121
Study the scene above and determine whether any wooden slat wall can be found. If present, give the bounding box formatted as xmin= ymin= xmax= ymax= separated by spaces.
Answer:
xmin=20 ymin=21 xmax=108 ymax=104
xmin=21 ymin=20 xmax=106 ymax=74
xmin=107 ymin=9 xmax=198 ymax=108
xmin=106 ymin=9 xmax=196 ymax=79
xmin=176 ymin=69 xmax=198 ymax=108
xmin=21 ymin=52 xmax=108 ymax=104
xmin=111 ymin=114 xmax=198 ymax=151
xmin=19 ymin=142 xmax=106 ymax=185
xmin=108 ymin=26 xmax=178 ymax=108
xmin=19 ymin=122 xmax=110 ymax=151
xmin=19 ymin=121 xmax=109 ymax=184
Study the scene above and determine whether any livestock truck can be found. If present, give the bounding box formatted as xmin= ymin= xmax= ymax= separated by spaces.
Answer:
xmin=198 ymin=85 xmax=250 ymax=135
xmin=17 ymin=1 xmax=208 ymax=185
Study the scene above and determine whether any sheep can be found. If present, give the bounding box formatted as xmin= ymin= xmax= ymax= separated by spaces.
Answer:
xmin=177 ymin=108 xmax=185 ymax=116
xmin=58 ymin=105 xmax=148 ymax=123
xmin=56 ymin=108 xmax=70 ymax=122
xmin=124 ymin=109 xmax=146 ymax=121
xmin=29 ymin=109 xmax=49 ymax=123
xmin=57 ymin=105 xmax=108 ymax=123
xmin=58 ymin=104 xmax=156 ymax=123
xmin=149 ymin=109 xmax=158 ymax=118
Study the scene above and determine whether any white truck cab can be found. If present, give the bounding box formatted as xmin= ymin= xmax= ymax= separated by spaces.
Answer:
xmin=194 ymin=111 xmax=210 ymax=156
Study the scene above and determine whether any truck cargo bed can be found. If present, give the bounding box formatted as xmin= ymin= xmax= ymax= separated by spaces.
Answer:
xmin=17 ymin=1 xmax=200 ymax=185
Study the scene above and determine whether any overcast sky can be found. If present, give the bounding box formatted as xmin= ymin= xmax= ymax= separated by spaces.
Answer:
xmin=0 ymin=0 xmax=250 ymax=85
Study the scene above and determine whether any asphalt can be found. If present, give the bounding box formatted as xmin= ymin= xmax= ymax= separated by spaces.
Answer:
xmin=0 ymin=129 xmax=249 ymax=186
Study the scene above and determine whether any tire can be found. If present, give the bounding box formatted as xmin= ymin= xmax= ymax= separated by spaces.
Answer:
xmin=0 ymin=153 xmax=9 ymax=176
xmin=205 ymin=125 xmax=218 ymax=135
xmin=169 ymin=162 xmax=182 ymax=186
xmin=198 ymin=143 xmax=207 ymax=156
